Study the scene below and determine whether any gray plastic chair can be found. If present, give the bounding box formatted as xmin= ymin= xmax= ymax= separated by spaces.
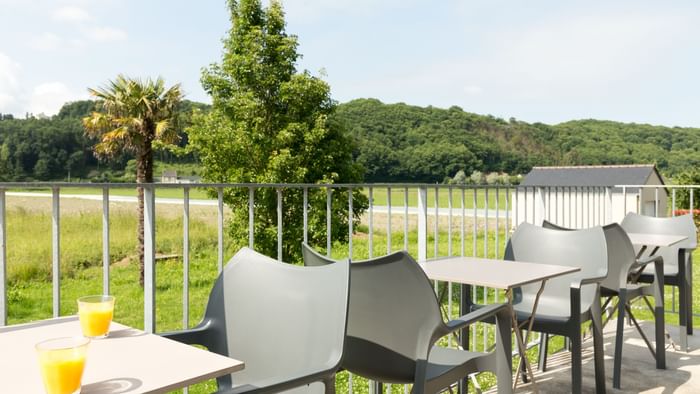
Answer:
xmin=541 ymin=220 xmax=665 ymax=389
xmin=621 ymin=212 xmax=697 ymax=343
xmin=504 ymin=223 xmax=608 ymax=394
xmin=302 ymin=244 xmax=513 ymax=394
xmin=160 ymin=247 xmax=351 ymax=394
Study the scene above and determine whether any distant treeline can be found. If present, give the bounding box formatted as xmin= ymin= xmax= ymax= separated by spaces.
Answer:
xmin=334 ymin=98 xmax=700 ymax=182
xmin=0 ymin=100 xmax=206 ymax=181
xmin=0 ymin=98 xmax=698 ymax=182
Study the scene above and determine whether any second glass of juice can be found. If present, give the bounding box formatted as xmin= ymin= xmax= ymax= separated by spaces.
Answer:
xmin=77 ymin=295 xmax=115 ymax=339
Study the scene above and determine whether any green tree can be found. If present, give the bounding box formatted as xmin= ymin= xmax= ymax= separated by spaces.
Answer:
xmin=674 ymin=169 xmax=700 ymax=211
xmin=188 ymin=0 xmax=366 ymax=262
xmin=83 ymin=75 xmax=183 ymax=284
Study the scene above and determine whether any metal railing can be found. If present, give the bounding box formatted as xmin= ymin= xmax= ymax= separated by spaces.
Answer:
xmin=0 ymin=182 xmax=697 ymax=392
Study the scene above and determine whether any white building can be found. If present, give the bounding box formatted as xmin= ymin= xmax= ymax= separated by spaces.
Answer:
xmin=512 ymin=164 xmax=667 ymax=228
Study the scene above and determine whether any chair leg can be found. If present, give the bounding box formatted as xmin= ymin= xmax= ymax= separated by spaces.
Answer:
xmin=679 ymin=253 xmax=689 ymax=351
xmin=613 ymin=291 xmax=626 ymax=389
xmin=538 ymin=333 xmax=549 ymax=372
xmin=591 ymin=294 xmax=607 ymax=394
xmin=323 ymin=376 xmax=336 ymax=394
xmin=570 ymin=332 xmax=582 ymax=394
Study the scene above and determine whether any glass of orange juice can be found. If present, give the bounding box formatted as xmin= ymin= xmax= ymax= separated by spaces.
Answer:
xmin=78 ymin=295 xmax=115 ymax=339
xmin=36 ymin=336 xmax=90 ymax=394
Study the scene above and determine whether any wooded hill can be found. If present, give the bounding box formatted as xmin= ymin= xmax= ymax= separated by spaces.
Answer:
xmin=0 ymin=98 xmax=697 ymax=182
xmin=334 ymin=98 xmax=700 ymax=182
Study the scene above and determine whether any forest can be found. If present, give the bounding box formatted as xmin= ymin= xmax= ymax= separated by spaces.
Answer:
xmin=0 ymin=97 xmax=698 ymax=183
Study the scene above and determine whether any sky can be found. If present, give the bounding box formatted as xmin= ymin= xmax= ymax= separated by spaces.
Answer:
xmin=1 ymin=0 xmax=700 ymax=127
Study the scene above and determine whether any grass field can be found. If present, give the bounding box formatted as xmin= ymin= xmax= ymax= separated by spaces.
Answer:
xmin=4 ymin=203 xmax=699 ymax=394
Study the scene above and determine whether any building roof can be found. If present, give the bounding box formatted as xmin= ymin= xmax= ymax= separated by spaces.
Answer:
xmin=521 ymin=165 xmax=664 ymax=189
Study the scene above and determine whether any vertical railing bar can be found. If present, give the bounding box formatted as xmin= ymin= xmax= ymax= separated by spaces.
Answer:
xmin=302 ymin=187 xmax=308 ymax=246
xmin=672 ymin=188 xmax=676 ymax=216
xmin=587 ymin=188 xmax=591 ymax=228
xmin=553 ymin=186 xmax=558 ymax=224
xmin=369 ymin=187 xmax=374 ymax=258
xmin=483 ymin=187 xmax=488 ymax=351
xmin=505 ymin=186 xmax=510 ymax=245
xmin=217 ymin=188 xmax=224 ymax=272
xmin=514 ymin=185 xmax=518 ymax=228
xmin=144 ymin=185 xmax=156 ymax=333
xmin=495 ymin=187 xmax=499 ymax=304
xmin=567 ymin=187 xmax=571 ymax=227
xmin=690 ymin=189 xmax=694 ymax=214
xmin=0 ymin=189 xmax=6 ymax=326
xmin=546 ymin=187 xmax=551 ymax=221
xmin=326 ymin=188 xmax=332 ymax=257
xmin=448 ymin=187 xmax=453 ymax=256
xmin=472 ymin=188 xmax=477 ymax=350
xmin=404 ymin=187 xmax=409 ymax=251
xmin=623 ymin=186 xmax=627 ymax=217
xmin=417 ymin=187 xmax=428 ymax=261
xmin=52 ymin=187 xmax=60 ymax=318
xmin=277 ymin=188 xmax=283 ymax=261
xmin=348 ymin=188 xmax=353 ymax=260
xmin=387 ymin=187 xmax=392 ymax=254
xmin=434 ymin=187 xmax=439 ymax=258
xmin=183 ymin=187 xmax=190 ymax=330
xmin=531 ymin=187 xmax=536 ymax=224
xmin=249 ymin=187 xmax=255 ymax=248
xmin=461 ymin=188 xmax=465 ymax=257
xmin=102 ymin=187 xmax=110 ymax=295
xmin=655 ymin=187 xmax=659 ymax=217
xmin=523 ymin=187 xmax=527 ymax=225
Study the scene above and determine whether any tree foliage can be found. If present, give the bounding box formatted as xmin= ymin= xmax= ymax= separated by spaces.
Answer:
xmin=188 ymin=0 xmax=366 ymax=262
xmin=83 ymin=75 xmax=183 ymax=284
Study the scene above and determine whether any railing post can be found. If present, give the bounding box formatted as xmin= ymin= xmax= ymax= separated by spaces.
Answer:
xmin=0 ymin=189 xmax=5 ymax=326
xmin=217 ymin=188 xmax=224 ymax=272
xmin=606 ymin=186 xmax=612 ymax=224
xmin=368 ymin=187 xmax=374 ymax=258
xmin=348 ymin=188 xmax=353 ymax=259
xmin=277 ymin=188 xmax=283 ymax=261
xmin=102 ymin=187 xmax=110 ymax=295
xmin=52 ymin=187 xmax=60 ymax=318
xmin=249 ymin=187 xmax=255 ymax=248
xmin=326 ymin=188 xmax=332 ymax=257
xmin=144 ymin=185 xmax=156 ymax=333
xmin=302 ymin=187 xmax=307 ymax=246
xmin=417 ymin=187 xmax=428 ymax=261
xmin=183 ymin=187 xmax=190 ymax=330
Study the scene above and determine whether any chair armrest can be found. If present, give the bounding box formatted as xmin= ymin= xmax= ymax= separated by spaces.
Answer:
xmin=159 ymin=323 xmax=212 ymax=347
xmin=444 ymin=302 xmax=509 ymax=333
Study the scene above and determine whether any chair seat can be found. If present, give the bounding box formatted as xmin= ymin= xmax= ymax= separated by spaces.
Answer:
xmin=513 ymin=294 xmax=591 ymax=320
xmin=426 ymin=346 xmax=485 ymax=388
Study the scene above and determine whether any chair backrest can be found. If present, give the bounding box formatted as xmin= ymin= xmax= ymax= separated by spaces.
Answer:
xmin=506 ymin=223 xmax=608 ymax=312
xmin=621 ymin=212 xmax=698 ymax=272
xmin=302 ymin=244 xmax=445 ymax=383
xmin=542 ymin=220 xmax=636 ymax=291
xmin=201 ymin=247 xmax=350 ymax=389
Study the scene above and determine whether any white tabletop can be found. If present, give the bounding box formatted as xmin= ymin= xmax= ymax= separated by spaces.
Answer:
xmin=626 ymin=233 xmax=688 ymax=248
xmin=419 ymin=256 xmax=580 ymax=290
xmin=0 ymin=316 xmax=244 ymax=394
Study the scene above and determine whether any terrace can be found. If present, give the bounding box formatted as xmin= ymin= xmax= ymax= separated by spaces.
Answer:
xmin=1 ymin=181 xmax=699 ymax=393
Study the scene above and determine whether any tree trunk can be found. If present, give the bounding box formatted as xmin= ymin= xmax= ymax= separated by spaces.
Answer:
xmin=136 ymin=139 xmax=154 ymax=286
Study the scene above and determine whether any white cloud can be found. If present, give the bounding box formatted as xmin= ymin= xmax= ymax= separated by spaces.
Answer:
xmin=87 ymin=26 xmax=127 ymax=42
xmin=30 ymin=32 xmax=63 ymax=51
xmin=53 ymin=6 xmax=92 ymax=23
xmin=29 ymin=82 xmax=80 ymax=116
xmin=0 ymin=52 xmax=21 ymax=113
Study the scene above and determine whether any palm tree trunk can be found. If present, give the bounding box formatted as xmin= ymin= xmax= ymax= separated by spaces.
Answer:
xmin=136 ymin=140 xmax=154 ymax=286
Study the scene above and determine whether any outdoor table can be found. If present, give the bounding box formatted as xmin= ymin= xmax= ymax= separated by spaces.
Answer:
xmin=0 ymin=316 xmax=244 ymax=393
xmin=627 ymin=232 xmax=689 ymax=351
xmin=420 ymin=256 xmax=580 ymax=394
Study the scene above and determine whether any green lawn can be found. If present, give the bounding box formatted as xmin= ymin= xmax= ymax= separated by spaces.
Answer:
xmin=362 ymin=186 xmax=510 ymax=210
xmin=5 ymin=206 xmax=699 ymax=393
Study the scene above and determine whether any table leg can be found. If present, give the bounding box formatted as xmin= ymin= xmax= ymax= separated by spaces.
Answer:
xmin=459 ymin=283 xmax=471 ymax=394
xmin=508 ymin=289 xmax=540 ymax=394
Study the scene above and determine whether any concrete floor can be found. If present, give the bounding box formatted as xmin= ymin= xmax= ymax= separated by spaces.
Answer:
xmin=513 ymin=322 xmax=700 ymax=393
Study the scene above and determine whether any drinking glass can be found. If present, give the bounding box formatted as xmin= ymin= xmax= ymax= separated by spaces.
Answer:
xmin=78 ymin=295 xmax=115 ymax=339
xmin=36 ymin=336 xmax=90 ymax=394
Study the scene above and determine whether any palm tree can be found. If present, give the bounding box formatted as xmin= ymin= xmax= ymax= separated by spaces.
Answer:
xmin=84 ymin=75 xmax=183 ymax=285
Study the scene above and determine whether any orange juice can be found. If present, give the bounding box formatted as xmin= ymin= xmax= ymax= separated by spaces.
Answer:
xmin=36 ymin=337 xmax=89 ymax=394
xmin=77 ymin=295 xmax=115 ymax=338
xmin=78 ymin=307 xmax=113 ymax=338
